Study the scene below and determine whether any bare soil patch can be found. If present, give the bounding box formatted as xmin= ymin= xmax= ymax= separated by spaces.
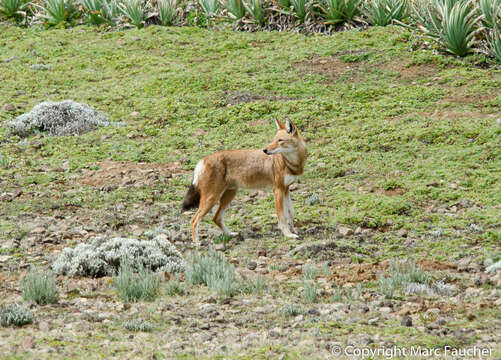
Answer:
xmin=298 ymin=55 xmax=365 ymax=82
xmin=384 ymin=60 xmax=439 ymax=80
xmin=79 ymin=160 xmax=186 ymax=189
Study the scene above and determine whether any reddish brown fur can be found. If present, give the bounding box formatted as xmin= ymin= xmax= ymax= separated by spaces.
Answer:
xmin=184 ymin=119 xmax=307 ymax=243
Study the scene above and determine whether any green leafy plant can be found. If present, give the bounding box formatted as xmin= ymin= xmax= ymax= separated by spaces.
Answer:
xmin=242 ymin=275 xmax=267 ymax=294
xmin=276 ymin=0 xmax=290 ymax=10
xmin=224 ymin=0 xmax=245 ymax=20
xmin=244 ymin=0 xmax=266 ymax=26
xmin=488 ymin=28 xmax=501 ymax=62
xmin=35 ymin=0 xmax=78 ymax=27
xmin=408 ymin=0 xmax=480 ymax=57
xmin=198 ymin=0 xmax=219 ymax=16
xmin=22 ymin=269 xmax=58 ymax=305
xmin=114 ymin=264 xmax=161 ymax=302
xmin=0 ymin=0 xmax=28 ymax=21
xmin=363 ymin=0 xmax=408 ymax=26
xmin=290 ymin=0 xmax=307 ymax=22
xmin=280 ymin=303 xmax=307 ymax=316
xmin=119 ymin=0 xmax=148 ymax=28
xmin=318 ymin=0 xmax=361 ymax=25
xmin=79 ymin=0 xmax=113 ymax=25
xmin=479 ymin=0 xmax=501 ymax=29
xmin=158 ymin=0 xmax=178 ymax=25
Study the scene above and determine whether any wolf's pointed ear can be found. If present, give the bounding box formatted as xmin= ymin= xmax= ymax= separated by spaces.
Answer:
xmin=275 ymin=119 xmax=285 ymax=130
xmin=286 ymin=119 xmax=296 ymax=135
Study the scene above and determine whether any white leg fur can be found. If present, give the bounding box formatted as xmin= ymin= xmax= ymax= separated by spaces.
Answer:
xmin=285 ymin=192 xmax=296 ymax=233
xmin=220 ymin=208 xmax=238 ymax=236
xmin=279 ymin=197 xmax=298 ymax=238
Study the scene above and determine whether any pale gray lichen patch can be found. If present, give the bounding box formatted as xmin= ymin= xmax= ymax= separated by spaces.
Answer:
xmin=52 ymin=234 xmax=185 ymax=277
xmin=6 ymin=100 xmax=110 ymax=137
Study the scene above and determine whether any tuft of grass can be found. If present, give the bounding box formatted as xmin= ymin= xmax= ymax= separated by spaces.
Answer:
xmin=242 ymin=275 xmax=267 ymax=294
xmin=303 ymin=264 xmax=319 ymax=280
xmin=0 ymin=152 xmax=11 ymax=168
xmin=157 ymin=0 xmax=178 ymax=25
xmin=331 ymin=284 xmax=361 ymax=302
xmin=119 ymin=0 xmax=147 ymax=28
xmin=281 ymin=303 xmax=307 ymax=316
xmin=276 ymin=0 xmax=290 ymax=10
xmin=123 ymin=318 xmax=153 ymax=332
xmin=165 ymin=274 xmax=186 ymax=296
xmin=114 ymin=264 xmax=161 ymax=302
xmin=22 ymin=269 xmax=58 ymax=305
xmin=318 ymin=0 xmax=361 ymax=25
xmin=302 ymin=281 xmax=318 ymax=303
xmin=185 ymin=249 xmax=243 ymax=297
xmin=0 ymin=304 xmax=33 ymax=327
xmin=378 ymin=260 xmax=431 ymax=298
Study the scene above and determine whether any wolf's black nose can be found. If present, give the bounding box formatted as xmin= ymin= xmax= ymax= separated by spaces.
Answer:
xmin=263 ymin=149 xmax=269 ymax=154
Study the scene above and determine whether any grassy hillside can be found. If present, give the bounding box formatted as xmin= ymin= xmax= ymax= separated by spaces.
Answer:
xmin=0 ymin=25 xmax=500 ymax=359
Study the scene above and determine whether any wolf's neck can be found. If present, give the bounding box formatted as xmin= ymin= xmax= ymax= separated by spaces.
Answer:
xmin=281 ymin=149 xmax=306 ymax=176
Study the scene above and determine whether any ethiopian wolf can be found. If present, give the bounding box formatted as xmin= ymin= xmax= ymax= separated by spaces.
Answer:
xmin=182 ymin=119 xmax=307 ymax=243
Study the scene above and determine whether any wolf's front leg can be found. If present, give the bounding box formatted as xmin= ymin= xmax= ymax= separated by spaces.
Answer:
xmin=285 ymin=190 xmax=297 ymax=233
xmin=274 ymin=187 xmax=299 ymax=238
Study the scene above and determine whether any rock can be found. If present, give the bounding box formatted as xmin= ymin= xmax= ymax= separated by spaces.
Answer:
xmin=427 ymin=308 xmax=440 ymax=316
xmin=396 ymin=229 xmax=408 ymax=237
xmin=3 ymin=104 xmax=15 ymax=112
xmin=380 ymin=307 xmax=392 ymax=315
xmin=30 ymin=226 xmax=46 ymax=235
xmin=360 ymin=305 xmax=369 ymax=313
xmin=338 ymin=226 xmax=353 ymax=236
xmin=130 ymin=111 xmax=139 ymax=117
xmin=247 ymin=261 xmax=257 ymax=270
xmin=437 ymin=318 xmax=446 ymax=326
xmin=401 ymin=316 xmax=412 ymax=327
xmin=497 ymin=118 xmax=501 ymax=126
xmin=354 ymin=226 xmax=362 ymax=235
xmin=368 ymin=318 xmax=379 ymax=326
xmin=268 ymin=328 xmax=282 ymax=338
xmin=214 ymin=243 xmax=225 ymax=251
xmin=458 ymin=256 xmax=472 ymax=270
xmin=257 ymin=249 xmax=267 ymax=257
xmin=361 ymin=336 xmax=374 ymax=345
xmin=199 ymin=323 xmax=210 ymax=330
xmin=21 ymin=337 xmax=35 ymax=349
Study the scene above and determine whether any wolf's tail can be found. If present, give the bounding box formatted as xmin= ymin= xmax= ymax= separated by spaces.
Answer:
xmin=182 ymin=184 xmax=200 ymax=210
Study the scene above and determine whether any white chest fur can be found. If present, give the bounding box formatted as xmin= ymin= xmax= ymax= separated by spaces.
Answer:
xmin=284 ymin=174 xmax=299 ymax=187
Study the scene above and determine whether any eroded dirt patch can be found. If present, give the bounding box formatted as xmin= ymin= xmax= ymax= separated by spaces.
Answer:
xmin=384 ymin=60 xmax=439 ymax=80
xmin=298 ymin=55 xmax=365 ymax=82
xmin=80 ymin=160 xmax=186 ymax=189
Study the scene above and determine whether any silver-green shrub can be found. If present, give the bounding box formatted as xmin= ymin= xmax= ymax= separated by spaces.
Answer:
xmin=123 ymin=318 xmax=153 ymax=332
xmin=6 ymin=100 xmax=109 ymax=137
xmin=52 ymin=234 xmax=185 ymax=278
xmin=0 ymin=304 xmax=33 ymax=327
xmin=22 ymin=269 xmax=58 ymax=305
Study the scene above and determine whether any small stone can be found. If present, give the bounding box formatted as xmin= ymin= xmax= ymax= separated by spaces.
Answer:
xmin=3 ymin=104 xmax=15 ymax=112
xmin=21 ymin=337 xmax=35 ymax=349
xmin=199 ymin=323 xmax=210 ymax=330
xmin=30 ymin=226 xmax=46 ymax=235
xmin=497 ymin=118 xmax=501 ymax=126
xmin=361 ymin=336 xmax=374 ymax=345
xmin=214 ymin=243 xmax=225 ymax=251
xmin=338 ymin=226 xmax=353 ymax=236
xmin=247 ymin=261 xmax=257 ymax=270
xmin=380 ymin=307 xmax=392 ymax=315
xmin=257 ymin=249 xmax=266 ymax=257
xmin=396 ymin=229 xmax=408 ymax=237
xmin=368 ymin=317 xmax=379 ymax=326
xmin=130 ymin=111 xmax=139 ymax=117
xmin=401 ymin=316 xmax=412 ymax=327
xmin=437 ymin=318 xmax=446 ymax=326
xmin=354 ymin=226 xmax=362 ymax=235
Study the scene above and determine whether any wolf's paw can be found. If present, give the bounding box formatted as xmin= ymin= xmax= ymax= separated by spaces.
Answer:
xmin=283 ymin=232 xmax=299 ymax=239
xmin=226 ymin=231 xmax=239 ymax=237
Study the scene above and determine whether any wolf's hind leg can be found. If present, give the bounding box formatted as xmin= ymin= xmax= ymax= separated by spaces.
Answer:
xmin=191 ymin=195 xmax=219 ymax=244
xmin=213 ymin=189 xmax=238 ymax=236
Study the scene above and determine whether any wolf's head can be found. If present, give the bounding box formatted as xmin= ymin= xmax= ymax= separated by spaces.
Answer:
xmin=263 ymin=119 xmax=304 ymax=156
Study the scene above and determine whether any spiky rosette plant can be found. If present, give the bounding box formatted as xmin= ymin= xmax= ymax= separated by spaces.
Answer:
xmin=119 ymin=0 xmax=148 ymax=28
xmin=363 ymin=0 xmax=408 ymax=26
xmin=244 ymin=0 xmax=266 ymax=26
xmin=34 ymin=0 xmax=78 ymax=27
xmin=408 ymin=0 xmax=482 ymax=57
xmin=224 ymin=0 xmax=245 ymax=20
xmin=317 ymin=0 xmax=361 ymax=25
xmin=158 ymin=0 xmax=179 ymax=25
xmin=479 ymin=0 xmax=501 ymax=29
xmin=0 ymin=0 xmax=29 ymax=22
